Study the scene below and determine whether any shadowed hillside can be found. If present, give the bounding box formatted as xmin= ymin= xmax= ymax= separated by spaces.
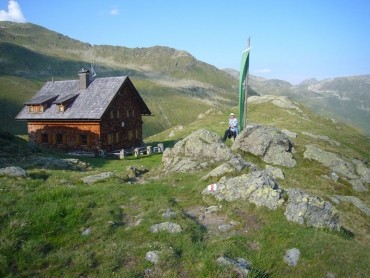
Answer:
xmin=0 ymin=20 xmax=368 ymax=137
xmin=0 ymin=21 xmax=245 ymax=136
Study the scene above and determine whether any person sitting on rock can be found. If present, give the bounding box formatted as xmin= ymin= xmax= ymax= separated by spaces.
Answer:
xmin=223 ymin=113 xmax=239 ymax=141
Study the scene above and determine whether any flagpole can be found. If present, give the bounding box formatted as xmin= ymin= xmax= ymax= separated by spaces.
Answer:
xmin=244 ymin=37 xmax=250 ymax=130
xmin=239 ymin=37 xmax=251 ymax=132
xmin=243 ymin=73 xmax=248 ymax=130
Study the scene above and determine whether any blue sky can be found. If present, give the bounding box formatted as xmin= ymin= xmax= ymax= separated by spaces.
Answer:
xmin=1 ymin=0 xmax=369 ymax=84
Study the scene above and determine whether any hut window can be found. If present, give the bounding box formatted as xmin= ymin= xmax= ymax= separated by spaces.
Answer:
xmin=28 ymin=105 xmax=44 ymax=113
xmin=107 ymin=133 xmax=115 ymax=144
xmin=80 ymin=134 xmax=87 ymax=145
xmin=110 ymin=110 xmax=120 ymax=119
xmin=58 ymin=105 xmax=65 ymax=112
xmin=128 ymin=130 xmax=133 ymax=140
xmin=56 ymin=134 xmax=63 ymax=145
xmin=41 ymin=133 xmax=48 ymax=144
xmin=126 ymin=109 xmax=135 ymax=117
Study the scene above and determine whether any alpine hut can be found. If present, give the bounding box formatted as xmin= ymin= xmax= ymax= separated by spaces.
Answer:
xmin=16 ymin=68 xmax=151 ymax=153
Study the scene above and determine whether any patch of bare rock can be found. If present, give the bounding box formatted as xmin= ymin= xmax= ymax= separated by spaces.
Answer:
xmin=161 ymin=129 xmax=351 ymax=232
xmin=304 ymin=144 xmax=369 ymax=192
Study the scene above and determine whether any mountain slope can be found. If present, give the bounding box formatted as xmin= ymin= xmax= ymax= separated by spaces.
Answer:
xmin=1 ymin=95 xmax=369 ymax=277
xmin=0 ymin=21 xmax=368 ymax=137
xmin=0 ymin=21 xmax=242 ymax=136
xmin=249 ymin=74 xmax=370 ymax=135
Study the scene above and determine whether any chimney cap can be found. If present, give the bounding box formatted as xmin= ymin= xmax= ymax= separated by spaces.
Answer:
xmin=79 ymin=66 xmax=90 ymax=74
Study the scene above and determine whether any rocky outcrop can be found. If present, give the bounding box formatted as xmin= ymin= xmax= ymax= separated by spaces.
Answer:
xmin=161 ymin=129 xmax=343 ymax=232
xmin=162 ymin=129 xmax=236 ymax=173
xmin=149 ymin=222 xmax=182 ymax=233
xmin=330 ymin=195 xmax=370 ymax=216
xmin=202 ymin=170 xmax=285 ymax=210
xmin=0 ymin=166 xmax=28 ymax=178
xmin=284 ymin=188 xmax=341 ymax=231
xmin=81 ymin=172 xmax=114 ymax=184
xmin=353 ymin=159 xmax=370 ymax=184
xmin=302 ymin=131 xmax=340 ymax=146
xmin=248 ymin=95 xmax=303 ymax=113
xmin=232 ymin=124 xmax=297 ymax=167
xmin=216 ymin=256 xmax=251 ymax=277
xmin=265 ymin=165 xmax=285 ymax=180
xmin=28 ymin=156 xmax=90 ymax=171
xmin=284 ymin=248 xmax=301 ymax=267
xmin=304 ymin=144 xmax=369 ymax=192
xmin=201 ymin=155 xmax=256 ymax=180
xmin=145 ymin=251 xmax=160 ymax=264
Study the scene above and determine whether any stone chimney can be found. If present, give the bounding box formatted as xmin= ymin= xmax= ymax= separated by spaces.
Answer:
xmin=78 ymin=66 xmax=90 ymax=90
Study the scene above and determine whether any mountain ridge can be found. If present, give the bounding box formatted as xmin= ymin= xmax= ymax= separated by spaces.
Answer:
xmin=0 ymin=21 xmax=240 ymax=136
xmin=0 ymin=21 xmax=369 ymax=278
xmin=0 ymin=21 xmax=369 ymax=136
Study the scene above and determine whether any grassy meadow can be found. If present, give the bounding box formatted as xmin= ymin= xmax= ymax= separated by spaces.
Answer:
xmin=1 ymin=100 xmax=369 ymax=277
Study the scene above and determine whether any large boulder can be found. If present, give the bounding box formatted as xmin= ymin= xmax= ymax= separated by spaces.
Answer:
xmin=284 ymin=188 xmax=341 ymax=231
xmin=0 ymin=166 xmax=28 ymax=178
xmin=202 ymin=170 xmax=285 ymax=210
xmin=162 ymin=129 xmax=236 ymax=173
xmin=232 ymin=124 xmax=296 ymax=168
xmin=201 ymin=155 xmax=257 ymax=181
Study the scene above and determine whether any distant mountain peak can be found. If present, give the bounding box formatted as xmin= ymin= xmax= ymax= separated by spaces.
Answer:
xmin=298 ymin=78 xmax=318 ymax=86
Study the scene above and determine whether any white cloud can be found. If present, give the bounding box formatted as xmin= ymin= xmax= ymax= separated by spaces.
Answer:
xmin=0 ymin=0 xmax=26 ymax=23
xmin=254 ymin=68 xmax=272 ymax=74
xmin=110 ymin=8 xmax=120 ymax=16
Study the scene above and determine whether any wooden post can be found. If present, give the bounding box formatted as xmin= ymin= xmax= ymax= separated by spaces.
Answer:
xmin=158 ymin=143 xmax=164 ymax=153
xmin=119 ymin=149 xmax=124 ymax=159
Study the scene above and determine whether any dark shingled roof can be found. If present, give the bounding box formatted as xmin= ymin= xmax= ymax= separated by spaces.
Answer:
xmin=24 ymin=95 xmax=59 ymax=105
xmin=53 ymin=93 xmax=79 ymax=105
xmin=16 ymin=76 xmax=151 ymax=120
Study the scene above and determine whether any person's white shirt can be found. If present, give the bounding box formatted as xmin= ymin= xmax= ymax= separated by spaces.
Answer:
xmin=229 ymin=117 xmax=238 ymax=134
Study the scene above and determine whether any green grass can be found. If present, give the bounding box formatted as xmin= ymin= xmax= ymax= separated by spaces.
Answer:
xmin=1 ymin=95 xmax=370 ymax=277
xmin=1 ymin=158 xmax=369 ymax=277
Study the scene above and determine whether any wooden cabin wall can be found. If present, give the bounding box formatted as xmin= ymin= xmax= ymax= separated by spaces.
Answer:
xmin=27 ymin=121 xmax=101 ymax=152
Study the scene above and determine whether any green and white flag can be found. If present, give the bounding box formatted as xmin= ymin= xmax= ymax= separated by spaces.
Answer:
xmin=239 ymin=40 xmax=250 ymax=131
